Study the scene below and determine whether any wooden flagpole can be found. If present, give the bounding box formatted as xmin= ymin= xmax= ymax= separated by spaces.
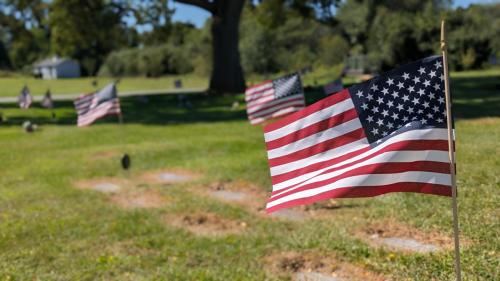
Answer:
xmin=441 ymin=20 xmax=462 ymax=281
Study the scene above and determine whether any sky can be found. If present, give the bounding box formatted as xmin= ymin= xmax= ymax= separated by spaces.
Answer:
xmin=170 ymin=0 xmax=499 ymax=28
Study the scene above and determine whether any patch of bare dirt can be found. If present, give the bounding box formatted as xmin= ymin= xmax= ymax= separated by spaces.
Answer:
xmin=140 ymin=169 xmax=198 ymax=185
xmin=74 ymin=178 xmax=128 ymax=193
xmin=165 ymin=212 xmax=247 ymax=236
xmin=358 ymin=220 xmax=457 ymax=252
xmin=203 ymin=180 xmax=269 ymax=210
xmin=110 ymin=190 xmax=167 ymax=209
xmin=265 ymin=251 xmax=387 ymax=281
xmin=88 ymin=150 xmax=120 ymax=161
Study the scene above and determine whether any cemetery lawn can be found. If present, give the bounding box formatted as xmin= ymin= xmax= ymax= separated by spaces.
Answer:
xmin=0 ymin=69 xmax=498 ymax=280
xmin=0 ymin=75 xmax=208 ymax=98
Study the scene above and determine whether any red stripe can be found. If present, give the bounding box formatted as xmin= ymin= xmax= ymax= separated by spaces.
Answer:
xmin=268 ymin=128 xmax=366 ymax=167
xmin=247 ymin=92 xmax=275 ymax=107
xmin=248 ymin=95 xmax=304 ymax=114
xmin=264 ymin=89 xmax=351 ymax=133
xmin=250 ymin=99 xmax=305 ymax=120
xmin=266 ymin=183 xmax=452 ymax=213
xmin=269 ymin=161 xmax=451 ymax=203
xmin=250 ymin=106 xmax=304 ymax=125
xmin=266 ymin=108 xmax=359 ymax=150
xmin=271 ymin=139 xmax=449 ymax=185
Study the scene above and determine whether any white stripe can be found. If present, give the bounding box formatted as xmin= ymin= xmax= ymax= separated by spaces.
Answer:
xmin=250 ymin=98 xmax=304 ymax=120
xmin=245 ymin=83 xmax=273 ymax=96
xmin=267 ymin=118 xmax=363 ymax=159
xmin=271 ymin=128 xmax=448 ymax=189
xmin=267 ymin=171 xmax=452 ymax=208
xmin=271 ymin=150 xmax=450 ymax=198
xmin=247 ymin=93 xmax=275 ymax=108
xmin=246 ymin=89 xmax=274 ymax=103
xmin=264 ymin=98 xmax=355 ymax=142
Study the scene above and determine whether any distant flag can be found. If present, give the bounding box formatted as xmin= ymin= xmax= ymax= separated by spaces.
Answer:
xmin=245 ymin=73 xmax=305 ymax=125
xmin=264 ymin=56 xmax=452 ymax=213
xmin=18 ymin=86 xmax=33 ymax=109
xmin=323 ymin=79 xmax=343 ymax=96
xmin=74 ymin=82 xmax=121 ymax=127
xmin=41 ymin=89 xmax=54 ymax=109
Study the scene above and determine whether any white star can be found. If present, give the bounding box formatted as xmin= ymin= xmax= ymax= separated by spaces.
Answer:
xmin=427 ymin=113 xmax=433 ymax=119
xmin=397 ymin=82 xmax=404 ymax=89
xmin=386 ymin=78 xmax=394 ymax=86
xmin=391 ymin=112 xmax=399 ymax=120
xmin=433 ymin=84 xmax=441 ymax=91
xmin=440 ymin=74 xmax=444 ymax=81
xmin=412 ymin=97 xmax=420 ymax=105
xmin=413 ymin=76 xmax=420 ymax=84
xmin=387 ymin=122 xmax=394 ymax=129
xmin=376 ymin=119 xmax=384 ymax=126
xmin=391 ymin=91 xmax=399 ymax=99
xmin=437 ymin=117 xmax=444 ymax=123
xmin=382 ymin=131 xmax=388 ymax=137
xmin=418 ymin=67 xmax=426 ymax=75
xmin=407 ymin=106 xmax=414 ymax=114
xmin=371 ymin=106 xmax=379 ymax=113
xmin=371 ymin=84 xmax=379 ymax=91
xmin=405 ymin=122 xmax=412 ymax=127
xmin=371 ymin=128 xmax=379 ymax=135
xmin=412 ymin=116 xmax=418 ymax=120
xmin=381 ymin=109 xmax=389 ymax=117
xmin=402 ymin=116 xmax=409 ymax=122
xmin=361 ymin=103 xmax=369 ymax=110
xmin=429 ymin=70 xmax=436 ymax=78
xmin=381 ymin=88 xmax=389 ymax=95
xmin=366 ymin=93 xmax=374 ymax=101
xmin=422 ymin=119 xmax=428 ymax=124
xmin=402 ymin=95 xmax=410 ymax=102
xmin=423 ymin=101 xmax=430 ymax=108
xmin=402 ymin=72 xmax=410 ymax=80
xmin=429 ymin=92 xmax=435 ymax=99
xmin=418 ymin=89 xmax=425 ymax=96
xmin=408 ymin=86 xmax=415 ymax=93
xmin=356 ymin=90 xmax=363 ymax=98
xmin=417 ymin=109 xmax=424 ymax=114
xmin=423 ymin=80 xmax=431 ymax=87
xmin=387 ymin=100 xmax=394 ymax=108
xmin=438 ymin=97 xmax=445 ymax=104
xmin=432 ymin=105 xmax=440 ymax=112
xmin=377 ymin=97 xmax=384 ymax=104
xmin=435 ymin=60 xmax=442 ymax=68
xmin=376 ymin=139 xmax=383 ymax=144
xmin=367 ymin=115 xmax=374 ymax=123
xmin=396 ymin=103 xmax=404 ymax=111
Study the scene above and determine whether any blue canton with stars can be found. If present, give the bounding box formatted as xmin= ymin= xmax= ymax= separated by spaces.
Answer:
xmin=273 ymin=73 xmax=304 ymax=99
xmin=349 ymin=56 xmax=448 ymax=145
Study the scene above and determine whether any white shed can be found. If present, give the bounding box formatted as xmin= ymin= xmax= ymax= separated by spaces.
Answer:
xmin=33 ymin=57 xmax=81 ymax=79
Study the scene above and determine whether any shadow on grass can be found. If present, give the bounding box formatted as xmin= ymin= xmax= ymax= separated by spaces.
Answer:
xmin=0 ymin=74 xmax=498 ymax=127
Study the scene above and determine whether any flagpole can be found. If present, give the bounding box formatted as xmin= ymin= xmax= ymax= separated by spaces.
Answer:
xmin=441 ymin=20 xmax=462 ymax=281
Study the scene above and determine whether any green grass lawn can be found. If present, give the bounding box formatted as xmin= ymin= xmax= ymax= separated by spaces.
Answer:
xmin=0 ymin=75 xmax=208 ymax=98
xmin=0 ymin=70 xmax=498 ymax=280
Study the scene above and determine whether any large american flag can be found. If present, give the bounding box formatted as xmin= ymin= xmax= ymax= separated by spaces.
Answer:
xmin=245 ymin=73 xmax=305 ymax=125
xmin=74 ymin=83 xmax=121 ymax=127
xmin=264 ymin=56 xmax=453 ymax=213
xmin=18 ymin=86 xmax=33 ymax=109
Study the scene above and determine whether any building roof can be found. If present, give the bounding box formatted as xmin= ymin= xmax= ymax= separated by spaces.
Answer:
xmin=34 ymin=56 xmax=76 ymax=68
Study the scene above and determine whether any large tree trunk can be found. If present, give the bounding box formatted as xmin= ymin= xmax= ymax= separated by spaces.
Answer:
xmin=209 ymin=0 xmax=246 ymax=94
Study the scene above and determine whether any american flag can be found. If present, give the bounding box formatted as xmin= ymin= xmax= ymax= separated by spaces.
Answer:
xmin=18 ymin=86 xmax=33 ymax=109
xmin=323 ymin=79 xmax=343 ymax=96
xmin=245 ymin=73 xmax=305 ymax=125
xmin=74 ymin=82 xmax=121 ymax=127
xmin=264 ymin=56 xmax=453 ymax=213
xmin=41 ymin=89 xmax=53 ymax=109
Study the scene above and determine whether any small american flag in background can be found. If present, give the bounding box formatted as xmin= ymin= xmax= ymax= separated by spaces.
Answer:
xmin=74 ymin=83 xmax=121 ymax=127
xmin=264 ymin=56 xmax=452 ymax=213
xmin=245 ymin=73 xmax=305 ymax=125
xmin=41 ymin=89 xmax=53 ymax=109
xmin=18 ymin=86 xmax=33 ymax=109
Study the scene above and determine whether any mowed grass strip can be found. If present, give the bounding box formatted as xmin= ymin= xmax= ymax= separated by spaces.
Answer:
xmin=0 ymin=71 xmax=498 ymax=280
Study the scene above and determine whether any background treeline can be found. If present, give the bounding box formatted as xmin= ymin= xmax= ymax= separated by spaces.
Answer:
xmin=0 ymin=0 xmax=499 ymax=78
